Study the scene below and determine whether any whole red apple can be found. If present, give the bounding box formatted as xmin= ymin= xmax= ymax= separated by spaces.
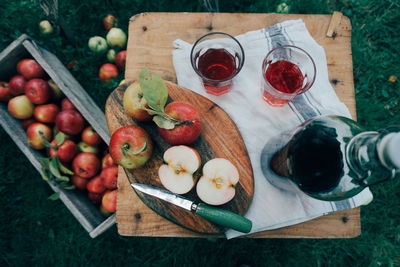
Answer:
xmin=109 ymin=125 xmax=153 ymax=169
xmin=88 ymin=192 xmax=103 ymax=204
xmin=87 ymin=175 xmax=106 ymax=194
xmin=101 ymin=190 xmax=117 ymax=213
xmin=17 ymin=59 xmax=45 ymax=79
xmin=103 ymin=14 xmax=118 ymax=31
xmin=21 ymin=118 xmax=37 ymax=131
xmin=25 ymin=78 xmax=51 ymax=104
xmin=115 ymin=50 xmax=126 ymax=70
xmin=71 ymin=175 xmax=89 ymax=190
xmin=61 ymin=98 xmax=76 ymax=110
xmin=0 ymin=82 xmax=11 ymax=102
xmin=72 ymin=152 xmax=100 ymax=178
xmin=100 ymin=166 xmax=118 ymax=189
xmin=27 ymin=122 xmax=52 ymax=150
xmin=8 ymin=75 xmax=27 ymax=96
xmin=34 ymin=104 xmax=60 ymax=123
xmin=8 ymin=95 xmax=34 ymax=119
xmin=49 ymin=139 xmax=77 ymax=163
xmin=102 ymin=153 xmax=116 ymax=168
xmin=157 ymin=101 xmax=201 ymax=145
xmin=99 ymin=63 xmax=118 ymax=83
xmin=55 ymin=109 xmax=85 ymax=135
xmin=81 ymin=126 xmax=102 ymax=146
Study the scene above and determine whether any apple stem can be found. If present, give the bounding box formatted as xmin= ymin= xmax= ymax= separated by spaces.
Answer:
xmin=143 ymin=107 xmax=194 ymax=126
xmin=121 ymin=141 xmax=148 ymax=157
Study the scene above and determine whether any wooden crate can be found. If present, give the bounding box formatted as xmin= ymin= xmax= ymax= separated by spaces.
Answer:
xmin=0 ymin=34 xmax=114 ymax=238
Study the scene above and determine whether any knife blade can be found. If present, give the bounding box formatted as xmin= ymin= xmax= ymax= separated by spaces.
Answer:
xmin=131 ymin=183 xmax=252 ymax=233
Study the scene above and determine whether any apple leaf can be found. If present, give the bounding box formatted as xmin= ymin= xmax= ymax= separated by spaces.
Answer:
xmin=49 ymin=158 xmax=69 ymax=182
xmin=58 ymin=159 xmax=74 ymax=175
xmin=139 ymin=68 xmax=168 ymax=113
xmin=153 ymin=115 xmax=175 ymax=130
xmin=55 ymin=132 xmax=66 ymax=146
xmin=48 ymin=192 xmax=60 ymax=201
xmin=39 ymin=131 xmax=57 ymax=150
xmin=40 ymin=167 xmax=50 ymax=181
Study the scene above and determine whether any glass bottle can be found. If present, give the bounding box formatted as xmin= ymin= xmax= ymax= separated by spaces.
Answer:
xmin=268 ymin=115 xmax=400 ymax=201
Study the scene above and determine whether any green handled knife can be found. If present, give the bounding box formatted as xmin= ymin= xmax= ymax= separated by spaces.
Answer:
xmin=131 ymin=183 xmax=252 ymax=233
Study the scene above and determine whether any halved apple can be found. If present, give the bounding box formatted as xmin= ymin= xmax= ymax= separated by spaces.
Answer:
xmin=196 ymin=158 xmax=239 ymax=206
xmin=158 ymin=145 xmax=201 ymax=194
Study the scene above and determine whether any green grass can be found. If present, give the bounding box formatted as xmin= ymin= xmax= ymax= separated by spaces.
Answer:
xmin=0 ymin=0 xmax=399 ymax=266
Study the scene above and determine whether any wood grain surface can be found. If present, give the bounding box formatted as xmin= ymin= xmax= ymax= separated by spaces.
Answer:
xmin=114 ymin=12 xmax=360 ymax=238
xmin=106 ymin=80 xmax=254 ymax=234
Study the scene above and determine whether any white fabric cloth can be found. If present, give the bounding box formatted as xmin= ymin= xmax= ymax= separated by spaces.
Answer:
xmin=172 ymin=19 xmax=373 ymax=239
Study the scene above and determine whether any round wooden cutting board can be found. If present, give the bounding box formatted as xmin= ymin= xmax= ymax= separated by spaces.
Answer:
xmin=105 ymin=80 xmax=254 ymax=234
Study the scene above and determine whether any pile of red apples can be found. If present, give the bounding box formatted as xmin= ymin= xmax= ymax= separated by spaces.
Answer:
xmin=0 ymin=58 xmax=117 ymax=215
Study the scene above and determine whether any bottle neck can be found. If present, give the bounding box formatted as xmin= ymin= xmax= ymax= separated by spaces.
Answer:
xmin=346 ymin=130 xmax=399 ymax=186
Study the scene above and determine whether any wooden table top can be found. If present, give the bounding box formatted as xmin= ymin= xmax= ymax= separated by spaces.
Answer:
xmin=115 ymin=12 xmax=360 ymax=238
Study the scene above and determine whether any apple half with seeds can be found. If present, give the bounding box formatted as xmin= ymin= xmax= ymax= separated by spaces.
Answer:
xmin=196 ymin=158 xmax=239 ymax=206
xmin=158 ymin=145 xmax=201 ymax=194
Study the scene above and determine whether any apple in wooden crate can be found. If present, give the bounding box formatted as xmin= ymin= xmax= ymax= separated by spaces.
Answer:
xmin=0 ymin=81 xmax=11 ymax=102
xmin=61 ymin=98 xmax=76 ymax=110
xmin=78 ymin=141 xmax=99 ymax=154
xmin=17 ymin=59 xmax=45 ymax=79
xmin=102 ymin=154 xmax=116 ymax=168
xmin=71 ymin=175 xmax=89 ymax=190
xmin=25 ymin=78 xmax=51 ymax=104
xmin=8 ymin=95 xmax=34 ymax=119
xmin=100 ymin=166 xmax=118 ymax=189
xmin=72 ymin=152 xmax=101 ymax=178
xmin=49 ymin=139 xmax=77 ymax=163
xmin=101 ymin=190 xmax=117 ymax=213
xmin=87 ymin=176 xmax=106 ymax=194
xmin=8 ymin=75 xmax=26 ymax=96
xmin=33 ymin=104 xmax=59 ymax=123
xmin=55 ymin=110 xmax=85 ymax=135
xmin=27 ymin=122 xmax=52 ymax=150
xmin=81 ymin=126 xmax=102 ymax=146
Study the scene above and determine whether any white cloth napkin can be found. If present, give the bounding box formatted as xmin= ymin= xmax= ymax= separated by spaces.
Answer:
xmin=172 ymin=19 xmax=373 ymax=239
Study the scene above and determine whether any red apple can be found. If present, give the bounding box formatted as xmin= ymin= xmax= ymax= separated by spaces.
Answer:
xmin=8 ymin=95 xmax=34 ymax=119
xmin=101 ymin=190 xmax=117 ymax=213
xmin=100 ymin=205 xmax=112 ymax=217
xmin=25 ymin=78 xmax=51 ymax=104
xmin=71 ymin=175 xmax=89 ymax=190
xmin=72 ymin=152 xmax=100 ymax=178
xmin=88 ymin=192 xmax=103 ymax=204
xmin=27 ymin=122 xmax=52 ymax=150
xmin=61 ymin=98 xmax=76 ymax=110
xmin=17 ymin=59 xmax=45 ymax=79
xmin=109 ymin=125 xmax=153 ymax=169
xmin=48 ymin=79 xmax=64 ymax=100
xmin=115 ymin=50 xmax=126 ymax=70
xmin=81 ymin=126 xmax=102 ymax=146
xmin=157 ymin=101 xmax=201 ymax=145
xmin=0 ymin=82 xmax=11 ymax=102
xmin=87 ymin=175 xmax=106 ymax=194
xmin=100 ymin=166 xmax=118 ymax=189
xmin=102 ymin=154 xmax=116 ymax=168
xmin=99 ymin=63 xmax=118 ymax=83
xmin=8 ymin=75 xmax=27 ymax=96
xmin=33 ymin=104 xmax=60 ymax=123
xmin=49 ymin=139 xmax=77 ymax=163
xmin=21 ymin=118 xmax=37 ymax=131
xmin=103 ymin=14 xmax=118 ymax=31
xmin=55 ymin=109 xmax=85 ymax=135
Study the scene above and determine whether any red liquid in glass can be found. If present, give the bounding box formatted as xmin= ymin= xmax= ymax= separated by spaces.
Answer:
xmin=262 ymin=60 xmax=305 ymax=106
xmin=197 ymin=48 xmax=237 ymax=95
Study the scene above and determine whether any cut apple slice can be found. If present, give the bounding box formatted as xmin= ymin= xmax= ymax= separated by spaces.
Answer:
xmin=196 ymin=158 xmax=239 ymax=206
xmin=158 ymin=145 xmax=201 ymax=194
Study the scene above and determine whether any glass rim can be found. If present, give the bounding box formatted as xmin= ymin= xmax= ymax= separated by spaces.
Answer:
xmin=190 ymin=32 xmax=245 ymax=83
xmin=262 ymin=45 xmax=317 ymax=96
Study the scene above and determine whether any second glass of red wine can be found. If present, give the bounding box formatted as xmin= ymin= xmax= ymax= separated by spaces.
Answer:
xmin=190 ymin=32 xmax=245 ymax=96
xmin=261 ymin=45 xmax=316 ymax=106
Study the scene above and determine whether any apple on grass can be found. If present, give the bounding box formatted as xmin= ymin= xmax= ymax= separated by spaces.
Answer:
xmin=158 ymin=146 xmax=200 ymax=194
xmin=78 ymin=141 xmax=99 ymax=154
xmin=8 ymin=75 xmax=27 ymax=96
xmin=71 ymin=175 xmax=89 ymax=190
xmin=100 ymin=166 xmax=118 ymax=189
xmin=49 ymin=139 xmax=77 ymax=163
xmin=106 ymin=28 xmax=127 ymax=48
xmin=27 ymin=123 xmax=52 ymax=150
xmin=99 ymin=63 xmax=118 ymax=83
xmin=72 ymin=152 xmax=100 ymax=178
xmin=0 ymin=82 xmax=11 ymax=102
xmin=109 ymin=125 xmax=153 ymax=169
xmin=103 ymin=14 xmax=118 ymax=30
xmin=101 ymin=190 xmax=117 ymax=213
xmin=196 ymin=158 xmax=239 ymax=206
xmin=55 ymin=109 xmax=85 ymax=135
xmin=88 ymin=36 xmax=108 ymax=53
xmin=107 ymin=49 xmax=116 ymax=62
xmin=123 ymin=81 xmax=152 ymax=121
xmin=87 ymin=176 xmax=106 ymax=194
xmin=82 ymin=126 xmax=102 ymax=146
xmin=25 ymin=78 xmax=51 ymax=104
xmin=8 ymin=95 xmax=34 ymax=119
xmin=115 ymin=50 xmax=126 ymax=70
xmin=157 ymin=101 xmax=201 ymax=145
xmin=39 ymin=20 xmax=53 ymax=35
xmin=102 ymin=154 xmax=116 ymax=168
xmin=17 ymin=59 xmax=45 ymax=79
xmin=34 ymin=104 xmax=60 ymax=123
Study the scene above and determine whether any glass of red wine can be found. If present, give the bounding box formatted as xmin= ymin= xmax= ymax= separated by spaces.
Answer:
xmin=261 ymin=45 xmax=316 ymax=106
xmin=190 ymin=32 xmax=245 ymax=96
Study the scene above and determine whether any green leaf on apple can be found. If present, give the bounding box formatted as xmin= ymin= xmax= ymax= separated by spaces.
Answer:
xmin=153 ymin=115 xmax=175 ymax=130
xmin=48 ymin=192 xmax=60 ymax=201
xmin=39 ymin=131 xmax=58 ymax=150
xmin=55 ymin=132 xmax=66 ymax=146
xmin=57 ymin=159 xmax=74 ymax=175
xmin=139 ymin=68 xmax=168 ymax=113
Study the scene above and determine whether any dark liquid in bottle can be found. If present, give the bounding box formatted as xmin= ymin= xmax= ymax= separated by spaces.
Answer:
xmin=198 ymin=48 xmax=236 ymax=80
xmin=287 ymin=124 xmax=344 ymax=193
xmin=265 ymin=60 xmax=304 ymax=94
